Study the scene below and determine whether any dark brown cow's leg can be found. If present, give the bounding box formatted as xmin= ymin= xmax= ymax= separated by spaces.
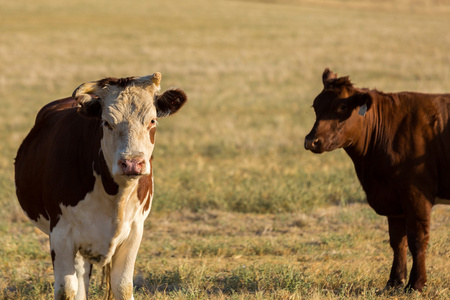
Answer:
xmin=386 ymin=216 xmax=408 ymax=289
xmin=405 ymin=200 xmax=431 ymax=292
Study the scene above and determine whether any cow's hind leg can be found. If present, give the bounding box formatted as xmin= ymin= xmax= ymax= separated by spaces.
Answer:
xmin=405 ymin=200 xmax=431 ymax=292
xmin=74 ymin=252 xmax=92 ymax=300
xmin=386 ymin=216 xmax=408 ymax=289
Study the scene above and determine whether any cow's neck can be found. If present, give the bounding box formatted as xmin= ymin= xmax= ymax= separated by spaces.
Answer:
xmin=345 ymin=91 xmax=405 ymax=187
xmin=94 ymin=150 xmax=144 ymax=240
xmin=106 ymin=178 xmax=143 ymax=254
xmin=346 ymin=91 xmax=403 ymax=154
xmin=114 ymin=181 xmax=141 ymax=227
xmin=84 ymin=168 xmax=149 ymax=265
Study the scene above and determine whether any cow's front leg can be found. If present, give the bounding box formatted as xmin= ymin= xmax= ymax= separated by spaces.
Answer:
xmin=51 ymin=230 xmax=78 ymax=300
xmin=405 ymin=204 xmax=431 ymax=292
xmin=386 ymin=216 xmax=408 ymax=289
xmin=74 ymin=251 xmax=92 ymax=300
xmin=110 ymin=222 xmax=144 ymax=300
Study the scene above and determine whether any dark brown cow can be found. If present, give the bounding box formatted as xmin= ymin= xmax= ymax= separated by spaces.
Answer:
xmin=15 ymin=73 xmax=186 ymax=300
xmin=305 ymin=69 xmax=450 ymax=292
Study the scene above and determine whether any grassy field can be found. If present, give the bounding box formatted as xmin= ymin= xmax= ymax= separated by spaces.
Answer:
xmin=1 ymin=0 xmax=449 ymax=299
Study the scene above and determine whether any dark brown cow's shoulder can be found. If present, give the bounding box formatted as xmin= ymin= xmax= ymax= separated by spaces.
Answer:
xmin=347 ymin=91 xmax=450 ymax=212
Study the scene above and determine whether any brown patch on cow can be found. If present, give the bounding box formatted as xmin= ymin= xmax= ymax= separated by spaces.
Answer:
xmin=137 ymin=159 xmax=153 ymax=213
xmin=150 ymin=127 xmax=156 ymax=144
xmin=15 ymin=97 xmax=118 ymax=232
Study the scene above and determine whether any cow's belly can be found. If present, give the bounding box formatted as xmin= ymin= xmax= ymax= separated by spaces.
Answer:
xmin=365 ymin=189 xmax=403 ymax=216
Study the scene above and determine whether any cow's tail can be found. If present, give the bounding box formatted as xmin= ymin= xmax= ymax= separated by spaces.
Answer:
xmin=102 ymin=263 xmax=114 ymax=300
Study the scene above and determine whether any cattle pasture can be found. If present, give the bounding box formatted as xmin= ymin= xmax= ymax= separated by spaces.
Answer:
xmin=1 ymin=0 xmax=449 ymax=299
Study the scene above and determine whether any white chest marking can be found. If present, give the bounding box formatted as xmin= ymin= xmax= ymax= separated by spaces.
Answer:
xmin=52 ymin=172 xmax=150 ymax=265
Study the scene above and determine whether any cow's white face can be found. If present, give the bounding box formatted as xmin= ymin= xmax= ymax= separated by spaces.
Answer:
xmin=101 ymin=85 xmax=157 ymax=178
xmin=73 ymin=73 xmax=187 ymax=181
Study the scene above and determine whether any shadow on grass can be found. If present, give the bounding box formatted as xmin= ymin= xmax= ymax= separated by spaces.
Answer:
xmin=134 ymin=265 xmax=313 ymax=296
xmin=132 ymin=265 xmax=430 ymax=299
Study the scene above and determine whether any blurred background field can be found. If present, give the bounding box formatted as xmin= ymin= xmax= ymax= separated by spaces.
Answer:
xmin=0 ymin=0 xmax=449 ymax=298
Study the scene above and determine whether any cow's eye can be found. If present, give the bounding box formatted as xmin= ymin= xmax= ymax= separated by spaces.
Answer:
xmin=337 ymin=104 xmax=348 ymax=113
xmin=149 ymin=119 xmax=157 ymax=128
xmin=103 ymin=121 xmax=113 ymax=131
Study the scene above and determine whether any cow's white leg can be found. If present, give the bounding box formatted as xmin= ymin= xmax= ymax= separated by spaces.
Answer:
xmin=74 ymin=251 xmax=91 ymax=300
xmin=110 ymin=222 xmax=144 ymax=300
xmin=51 ymin=230 xmax=78 ymax=300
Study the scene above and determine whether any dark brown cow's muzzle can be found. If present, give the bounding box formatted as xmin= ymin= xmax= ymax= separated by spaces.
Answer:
xmin=304 ymin=133 xmax=322 ymax=153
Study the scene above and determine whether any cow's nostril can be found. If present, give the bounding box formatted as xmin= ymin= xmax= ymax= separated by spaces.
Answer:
xmin=119 ymin=160 xmax=128 ymax=169
xmin=136 ymin=158 xmax=145 ymax=168
xmin=305 ymin=137 xmax=321 ymax=151
xmin=118 ymin=158 xmax=145 ymax=176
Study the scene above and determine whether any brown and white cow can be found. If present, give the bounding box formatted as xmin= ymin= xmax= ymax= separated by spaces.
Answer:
xmin=305 ymin=69 xmax=450 ymax=292
xmin=15 ymin=73 xmax=187 ymax=300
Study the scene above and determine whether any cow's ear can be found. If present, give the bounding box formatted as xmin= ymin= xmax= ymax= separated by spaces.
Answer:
xmin=322 ymin=68 xmax=338 ymax=88
xmin=72 ymin=82 xmax=103 ymax=118
xmin=349 ymin=93 xmax=372 ymax=116
xmin=154 ymin=89 xmax=187 ymax=118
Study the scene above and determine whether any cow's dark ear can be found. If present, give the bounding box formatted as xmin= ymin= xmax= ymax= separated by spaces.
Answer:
xmin=349 ymin=93 xmax=372 ymax=116
xmin=76 ymin=96 xmax=102 ymax=118
xmin=322 ymin=68 xmax=338 ymax=88
xmin=155 ymin=89 xmax=187 ymax=118
xmin=72 ymin=82 xmax=103 ymax=118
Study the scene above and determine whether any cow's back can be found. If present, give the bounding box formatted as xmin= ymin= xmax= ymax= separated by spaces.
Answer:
xmin=15 ymin=98 xmax=102 ymax=233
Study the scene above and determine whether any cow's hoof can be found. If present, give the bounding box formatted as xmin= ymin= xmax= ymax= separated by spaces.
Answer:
xmin=376 ymin=280 xmax=405 ymax=296
xmin=404 ymin=283 xmax=425 ymax=293
xmin=385 ymin=279 xmax=406 ymax=289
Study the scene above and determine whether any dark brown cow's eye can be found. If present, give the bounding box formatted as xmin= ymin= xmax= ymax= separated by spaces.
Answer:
xmin=338 ymin=104 xmax=348 ymax=113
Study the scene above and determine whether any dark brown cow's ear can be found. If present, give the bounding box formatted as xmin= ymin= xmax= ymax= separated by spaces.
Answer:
xmin=322 ymin=68 xmax=338 ymax=88
xmin=72 ymin=82 xmax=103 ymax=118
xmin=155 ymin=89 xmax=187 ymax=118
xmin=348 ymin=93 xmax=372 ymax=116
